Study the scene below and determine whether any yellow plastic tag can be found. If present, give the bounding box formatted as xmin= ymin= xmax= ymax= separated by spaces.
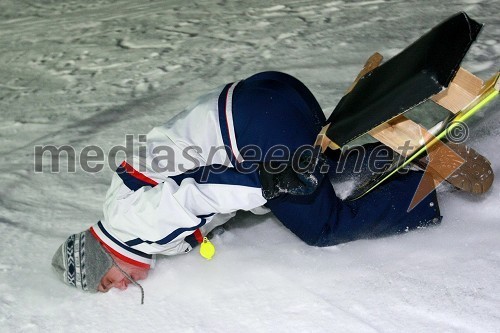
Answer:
xmin=199 ymin=237 xmax=215 ymax=260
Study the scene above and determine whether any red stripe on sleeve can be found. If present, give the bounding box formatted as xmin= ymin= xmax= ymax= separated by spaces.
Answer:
xmin=120 ymin=161 xmax=158 ymax=186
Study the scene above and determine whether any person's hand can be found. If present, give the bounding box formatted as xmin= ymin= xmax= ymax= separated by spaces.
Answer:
xmin=259 ymin=147 xmax=328 ymax=199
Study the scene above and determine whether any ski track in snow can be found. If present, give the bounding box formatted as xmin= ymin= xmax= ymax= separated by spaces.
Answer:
xmin=0 ymin=0 xmax=499 ymax=332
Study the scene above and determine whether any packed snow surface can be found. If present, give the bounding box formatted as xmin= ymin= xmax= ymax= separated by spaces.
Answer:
xmin=0 ymin=0 xmax=499 ymax=332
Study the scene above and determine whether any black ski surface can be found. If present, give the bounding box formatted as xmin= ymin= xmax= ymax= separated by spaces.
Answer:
xmin=326 ymin=12 xmax=483 ymax=147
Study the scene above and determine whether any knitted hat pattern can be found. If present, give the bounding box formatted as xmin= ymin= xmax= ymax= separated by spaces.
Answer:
xmin=52 ymin=230 xmax=113 ymax=292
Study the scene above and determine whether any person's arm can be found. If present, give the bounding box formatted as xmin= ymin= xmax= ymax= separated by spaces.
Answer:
xmin=92 ymin=167 xmax=266 ymax=266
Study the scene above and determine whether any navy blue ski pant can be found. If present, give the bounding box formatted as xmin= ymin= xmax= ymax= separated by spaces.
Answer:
xmin=231 ymin=71 xmax=442 ymax=246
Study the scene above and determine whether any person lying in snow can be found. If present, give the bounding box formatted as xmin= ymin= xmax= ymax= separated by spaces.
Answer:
xmin=52 ymin=71 xmax=444 ymax=300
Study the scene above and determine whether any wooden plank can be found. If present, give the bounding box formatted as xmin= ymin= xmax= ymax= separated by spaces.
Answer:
xmin=431 ymin=67 xmax=483 ymax=113
xmin=345 ymin=52 xmax=383 ymax=94
xmin=368 ymin=115 xmax=433 ymax=157
xmin=315 ymin=123 xmax=340 ymax=152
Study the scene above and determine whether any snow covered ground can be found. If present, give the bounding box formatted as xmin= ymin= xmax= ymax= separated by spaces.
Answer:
xmin=0 ymin=0 xmax=499 ymax=332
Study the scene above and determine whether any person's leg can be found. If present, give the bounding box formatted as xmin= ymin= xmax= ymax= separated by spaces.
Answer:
xmin=265 ymin=167 xmax=442 ymax=246
xmin=243 ymin=71 xmax=325 ymax=125
xmin=232 ymin=71 xmax=326 ymax=158
xmin=231 ymin=72 xmax=442 ymax=245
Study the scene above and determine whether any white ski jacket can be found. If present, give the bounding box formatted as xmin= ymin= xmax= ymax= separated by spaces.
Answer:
xmin=90 ymin=83 xmax=269 ymax=268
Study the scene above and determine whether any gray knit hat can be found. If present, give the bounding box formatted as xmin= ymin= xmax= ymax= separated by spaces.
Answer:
xmin=52 ymin=230 xmax=113 ymax=292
